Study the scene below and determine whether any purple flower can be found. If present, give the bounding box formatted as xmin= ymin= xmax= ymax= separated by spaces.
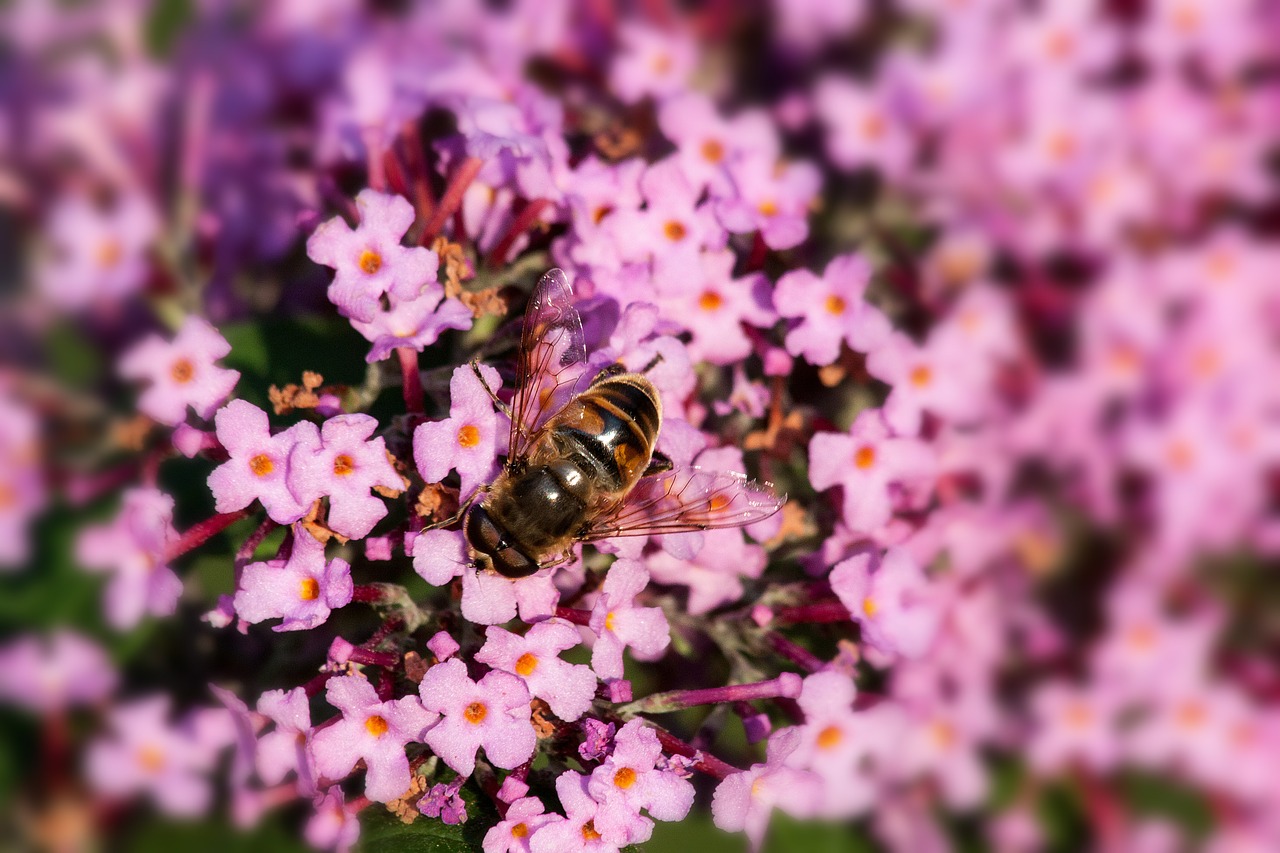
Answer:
xmin=118 ymin=316 xmax=240 ymax=427
xmin=414 ymin=364 xmax=503 ymax=499
xmin=76 ymin=487 xmax=182 ymax=629
xmin=234 ymin=526 xmax=352 ymax=631
xmin=529 ymin=770 xmax=629 ymax=851
xmin=208 ymin=400 xmax=319 ymax=524
xmin=475 ymin=619 xmax=597 ymax=722
xmin=586 ymin=720 xmax=696 ymax=840
xmin=37 ymin=190 xmax=159 ymax=310
xmin=608 ymin=23 xmax=695 ymax=105
xmin=580 ymin=719 xmax=617 ymax=762
xmin=0 ymin=396 xmax=45 ymax=567
xmin=661 ymin=251 xmax=775 ymax=366
xmin=351 ymin=284 xmax=474 ymax=363
xmin=831 ymin=547 xmax=941 ymax=660
xmin=256 ymin=686 xmax=315 ymax=790
xmin=289 ymin=413 xmax=404 ymax=539
xmin=306 ymin=189 xmax=441 ymax=322
xmin=867 ymin=331 xmax=987 ymax=436
xmin=711 ymin=727 xmax=821 ymax=852
xmin=785 ymin=672 xmax=881 ymax=817
xmin=85 ymin=696 xmax=224 ymax=817
xmin=775 ymin=253 xmax=891 ymax=366
xmin=656 ymin=92 xmax=778 ymax=194
xmin=808 ymin=408 xmax=935 ymax=534
xmin=418 ymin=658 xmax=536 ymax=777
xmin=715 ymin=154 xmax=821 ymax=250
xmin=588 ymin=560 xmax=670 ymax=680
xmin=419 ymin=776 xmax=468 ymax=825
xmin=484 ymin=795 xmax=556 ymax=853
xmin=310 ymin=674 xmax=438 ymax=803
xmin=306 ymin=787 xmax=361 ymax=853
xmin=0 ymin=630 xmax=117 ymax=713
xmin=814 ymin=76 xmax=915 ymax=178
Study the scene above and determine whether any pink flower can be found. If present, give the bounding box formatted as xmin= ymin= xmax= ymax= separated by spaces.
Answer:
xmin=207 ymin=400 xmax=319 ymax=524
xmin=0 ymin=630 xmax=117 ymax=713
xmin=775 ymin=254 xmax=891 ymax=366
xmin=588 ymin=560 xmax=670 ymax=680
xmin=646 ymin=525 xmax=767 ymax=615
xmin=784 ymin=672 xmax=880 ymax=817
xmin=586 ymin=720 xmax=696 ymax=840
xmin=414 ymin=364 xmax=503 ymax=499
xmin=660 ymin=251 xmax=774 ymax=366
xmin=866 ymin=331 xmax=986 ymax=436
xmin=233 ymin=526 xmax=353 ymax=631
xmin=483 ymin=795 xmax=555 ymax=853
xmin=711 ymin=727 xmax=821 ymax=852
xmin=289 ymin=414 xmax=405 ymax=539
xmin=418 ymin=658 xmax=537 ymax=777
xmin=1026 ymin=681 xmax=1121 ymax=775
xmin=37 ymin=190 xmax=159 ymax=310
xmin=350 ymin=284 xmax=474 ymax=363
xmin=475 ymin=619 xmax=597 ymax=722
xmin=529 ymin=770 xmax=631 ymax=851
xmin=814 ymin=76 xmax=914 ymax=178
xmin=0 ymin=395 xmax=45 ymax=567
xmin=310 ymin=674 xmax=438 ymax=803
xmin=76 ymin=487 xmax=182 ymax=629
xmin=715 ymin=154 xmax=821 ymax=250
xmin=657 ymin=92 xmax=777 ymax=194
xmin=306 ymin=787 xmax=361 ymax=853
xmin=831 ymin=547 xmax=940 ymax=660
xmin=118 ymin=316 xmax=240 ymax=427
xmin=255 ymin=686 xmax=315 ymax=790
xmin=306 ymin=189 xmax=441 ymax=322
xmin=608 ymin=23 xmax=696 ymax=105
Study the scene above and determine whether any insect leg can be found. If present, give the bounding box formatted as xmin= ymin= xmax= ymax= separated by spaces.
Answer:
xmin=642 ymin=449 xmax=674 ymax=477
xmin=470 ymin=359 xmax=515 ymax=419
xmin=639 ymin=352 xmax=665 ymax=374
xmin=419 ymin=484 xmax=487 ymax=531
xmin=589 ymin=362 xmax=628 ymax=387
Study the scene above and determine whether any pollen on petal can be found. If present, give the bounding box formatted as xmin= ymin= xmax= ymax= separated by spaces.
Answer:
xmin=299 ymin=577 xmax=320 ymax=601
xmin=511 ymin=823 xmax=529 ymax=838
xmin=457 ymin=424 xmax=481 ymax=448
xmin=137 ymin=744 xmax=166 ymax=772
xmin=604 ymin=612 xmax=616 ymax=633
xmin=170 ymin=358 xmax=195 ymax=384
xmin=613 ymin=767 xmax=637 ymax=789
xmin=333 ymin=454 xmax=356 ymax=476
xmin=358 ymin=249 xmax=382 ymax=274
xmin=757 ymin=199 xmax=779 ymax=217
xmin=96 ymin=239 xmax=123 ymax=269
xmin=249 ymin=454 xmax=274 ymax=477
xmin=515 ymin=652 xmax=538 ymax=676
xmin=464 ymin=701 xmax=487 ymax=724
xmin=582 ymin=820 xmax=603 ymax=842
xmin=365 ymin=715 xmax=389 ymax=737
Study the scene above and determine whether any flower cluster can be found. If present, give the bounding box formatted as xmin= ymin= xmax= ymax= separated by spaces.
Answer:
xmin=2 ymin=1 xmax=1279 ymax=852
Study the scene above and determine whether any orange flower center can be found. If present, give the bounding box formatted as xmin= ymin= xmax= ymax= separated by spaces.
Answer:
xmin=825 ymin=295 xmax=846 ymax=315
xmin=96 ymin=239 xmax=123 ymax=269
xmin=1064 ymin=703 xmax=1093 ymax=729
xmin=701 ymin=139 xmax=725 ymax=163
xmin=249 ymin=454 xmax=274 ymax=477
xmin=862 ymin=597 xmax=878 ymax=618
xmin=170 ymin=358 xmax=195 ymax=384
xmin=930 ymin=720 xmax=956 ymax=749
xmin=604 ymin=612 xmax=616 ymax=633
xmin=1128 ymin=624 xmax=1156 ymax=651
xmin=757 ymin=199 xmax=778 ymax=217
xmin=1166 ymin=440 xmax=1194 ymax=471
xmin=816 ymin=725 xmax=843 ymax=750
xmin=651 ymin=53 xmax=672 ymax=74
xmin=909 ymin=365 xmax=932 ymax=388
xmin=582 ymin=820 xmax=603 ymax=842
xmin=862 ymin=114 xmax=886 ymax=140
xmin=1177 ymin=700 xmax=1206 ymax=729
xmin=515 ymin=652 xmax=538 ymax=677
xmin=365 ymin=715 xmax=389 ymax=737
xmin=592 ymin=205 xmax=614 ymax=225
xmin=137 ymin=744 xmax=166 ymax=772
xmin=457 ymin=424 xmax=481 ymax=448
xmin=511 ymin=823 xmax=529 ymax=838
xmin=698 ymin=290 xmax=724 ymax=311
xmin=0 ymin=484 xmax=15 ymax=509
xmin=613 ymin=767 xmax=637 ymax=789
xmin=332 ymin=454 xmax=355 ymax=476
xmin=854 ymin=446 xmax=876 ymax=469
xmin=663 ymin=220 xmax=687 ymax=241
xmin=299 ymin=577 xmax=320 ymax=601
xmin=358 ymin=249 xmax=382 ymax=275
xmin=464 ymin=701 xmax=487 ymax=724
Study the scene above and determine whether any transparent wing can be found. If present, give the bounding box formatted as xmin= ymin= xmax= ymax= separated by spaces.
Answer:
xmin=508 ymin=268 xmax=588 ymax=464
xmin=580 ymin=467 xmax=785 ymax=541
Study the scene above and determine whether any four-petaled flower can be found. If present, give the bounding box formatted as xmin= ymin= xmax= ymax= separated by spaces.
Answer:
xmin=414 ymin=364 xmax=503 ymax=499
xmin=418 ymin=658 xmax=537 ymax=777
xmin=475 ymin=619 xmax=597 ymax=722
xmin=290 ymin=414 xmax=405 ymax=539
xmin=119 ymin=316 xmax=241 ymax=427
xmin=831 ymin=546 xmax=941 ymax=660
xmin=589 ymin=560 xmax=671 ymax=680
xmin=234 ymin=526 xmax=353 ymax=631
xmin=586 ymin=720 xmax=696 ymax=841
xmin=208 ymin=400 xmax=319 ymax=524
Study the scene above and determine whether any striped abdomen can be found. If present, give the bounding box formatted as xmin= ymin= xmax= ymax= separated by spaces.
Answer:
xmin=540 ymin=374 xmax=662 ymax=494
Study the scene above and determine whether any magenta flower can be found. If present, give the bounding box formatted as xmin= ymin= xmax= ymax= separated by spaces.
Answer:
xmin=483 ymin=795 xmax=556 ymax=853
xmin=0 ymin=630 xmax=117 ymax=713
xmin=76 ymin=487 xmax=182 ymax=629
xmin=85 ymin=696 xmax=225 ymax=817
xmin=255 ymin=686 xmax=315 ymax=790
xmin=711 ymin=727 xmax=821 ymax=852
xmin=118 ymin=316 xmax=240 ymax=427
xmin=37 ymin=190 xmax=159 ymax=310
xmin=588 ymin=560 xmax=671 ymax=680
xmin=419 ymin=776 xmax=468 ymax=825
xmin=310 ymin=674 xmax=438 ymax=803
xmin=530 ymin=770 xmax=630 ymax=851
xmin=832 ymin=547 xmax=940 ymax=660
xmin=234 ymin=526 xmax=352 ymax=631
xmin=351 ymin=284 xmax=474 ymax=363
xmin=418 ymin=658 xmax=536 ymax=777
xmin=475 ymin=619 xmax=597 ymax=722
xmin=586 ymin=720 xmax=696 ymax=840
xmin=306 ymin=786 xmax=361 ymax=853
xmin=809 ymin=408 xmax=935 ymax=534
xmin=289 ymin=413 xmax=404 ymax=539
xmin=208 ymin=400 xmax=319 ymax=524
xmin=775 ymin=254 xmax=892 ymax=366
xmin=306 ymin=189 xmax=441 ymax=322
xmin=414 ymin=364 xmax=503 ymax=499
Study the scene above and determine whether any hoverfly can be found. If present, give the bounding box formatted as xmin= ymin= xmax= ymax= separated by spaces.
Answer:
xmin=461 ymin=268 xmax=784 ymax=577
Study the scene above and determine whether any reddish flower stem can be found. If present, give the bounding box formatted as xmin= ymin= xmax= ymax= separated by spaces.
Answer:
xmin=771 ymin=601 xmax=852 ymax=625
xmin=486 ymin=197 xmax=553 ymax=268
xmin=235 ymin=518 xmax=280 ymax=566
xmin=164 ymin=508 xmax=252 ymax=562
xmin=302 ymin=670 xmax=335 ymax=697
xmin=745 ymin=231 xmax=768 ymax=272
xmin=401 ymin=121 xmax=436 ymax=222
xmin=762 ymin=630 xmax=824 ymax=673
xmin=629 ymin=673 xmax=802 ymax=714
xmin=350 ymin=646 xmax=400 ymax=669
xmin=420 ymin=156 xmax=483 ymax=245
xmin=351 ymin=584 xmax=389 ymax=604
xmin=397 ymin=347 xmax=425 ymax=414
xmin=554 ymin=606 xmax=592 ymax=626
xmin=652 ymin=727 xmax=740 ymax=780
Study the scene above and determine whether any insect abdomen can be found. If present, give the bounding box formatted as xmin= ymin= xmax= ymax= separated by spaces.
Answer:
xmin=548 ymin=376 xmax=660 ymax=492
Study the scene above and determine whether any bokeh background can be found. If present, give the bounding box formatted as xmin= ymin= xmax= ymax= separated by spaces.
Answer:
xmin=1 ymin=0 xmax=1278 ymax=851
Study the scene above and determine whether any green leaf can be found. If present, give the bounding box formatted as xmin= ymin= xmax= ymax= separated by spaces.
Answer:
xmin=360 ymin=806 xmax=489 ymax=853
xmin=124 ymin=814 xmax=311 ymax=853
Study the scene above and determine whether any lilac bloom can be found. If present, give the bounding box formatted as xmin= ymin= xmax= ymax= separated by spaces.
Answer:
xmin=866 ymin=331 xmax=986 ymax=436
xmin=775 ymin=254 xmax=892 ymax=366
xmin=607 ymin=23 xmax=696 ymax=105
xmin=475 ymin=619 xmax=597 ymax=722
xmin=814 ymin=76 xmax=914 ymax=178
xmin=306 ymin=786 xmax=361 ymax=853
xmin=0 ymin=630 xmax=117 ymax=713
xmin=255 ymin=686 xmax=315 ymax=790
xmin=657 ymin=92 xmax=778 ymax=194
xmin=1026 ymin=681 xmax=1122 ymax=775
xmin=208 ymin=400 xmax=319 ymax=524
xmin=808 ymin=408 xmax=935 ymax=534
xmin=646 ymin=526 xmax=766 ymax=615
xmin=831 ymin=546 xmax=940 ymax=660
xmin=351 ymin=284 xmax=474 ymax=363
xmin=588 ymin=560 xmax=670 ymax=680
xmin=418 ymin=658 xmax=536 ymax=777
xmin=614 ymin=158 xmax=722 ymax=277
xmin=37 ymin=190 xmax=159 ymax=310
xmin=85 ymin=696 xmax=224 ymax=817
xmin=580 ymin=719 xmax=616 ymax=762
xmin=0 ymin=396 xmax=45 ymax=567
xmin=773 ymin=0 xmax=870 ymax=50
xmin=414 ymin=363 xmax=503 ymax=498
xmin=711 ymin=727 xmax=821 ymax=852
xmin=310 ymin=674 xmax=438 ymax=803
xmin=289 ymin=413 xmax=405 ymax=539
xmin=529 ymin=770 xmax=629 ymax=851
xmin=587 ymin=720 xmax=696 ymax=840
xmin=234 ymin=527 xmax=352 ymax=631
xmin=715 ymin=154 xmax=820 ymax=250
xmin=461 ymin=564 xmax=561 ymax=626
xmin=412 ymin=528 xmax=469 ymax=586
xmin=483 ymin=795 xmax=556 ymax=853
xmin=118 ymin=316 xmax=240 ymax=427
xmin=661 ymin=250 xmax=774 ymax=366
xmin=306 ymin=189 xmax=441 ymax=322
xmin=76 ymin=487 xmax=183 ymax=629
xmin=785 ymin=672 xmax=882 ymax=817
xmin=419 ymin=776 xmax=468 ymax=825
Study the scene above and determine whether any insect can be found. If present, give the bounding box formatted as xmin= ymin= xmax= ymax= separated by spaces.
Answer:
xmin=462 ymin=268 xmax=785 ymax=578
